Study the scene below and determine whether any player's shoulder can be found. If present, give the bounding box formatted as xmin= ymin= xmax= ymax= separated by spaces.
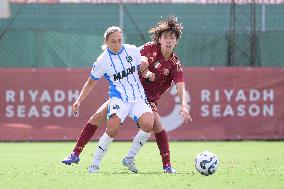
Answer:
xmin=144 ymin=42 xmax=157 ymax=48
xmin=124 ymin=44 xmax=139 ymax=51
xmin=170 ymin=54 xmax=183 ymax=72
xmin=96 ymin=50 xmax=108 ymax=63
xmin=139 ymin=42 xmax=158 ymax=51
xmin=170 ymin=53 xmax=181 ymax=65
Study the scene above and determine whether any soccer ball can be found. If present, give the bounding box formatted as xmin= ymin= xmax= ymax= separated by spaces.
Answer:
xmin=195 ymin=151 xmax=219 ymax=176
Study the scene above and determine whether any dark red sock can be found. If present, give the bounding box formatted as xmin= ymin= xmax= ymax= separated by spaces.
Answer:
xmin=155 ymin=129 xmax=171 ymax=167
xmin=73 ymin=122 xmax=98 ymax=156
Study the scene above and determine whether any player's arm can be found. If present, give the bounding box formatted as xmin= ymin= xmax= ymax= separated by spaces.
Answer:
xmin=73 ymin=57 xmax=103 ymax=115
xmin=136 ymin=47 xmax=155 ymax=81
xmin=138 ymin=56 xmax=155 ymax=81
xmin=140 ymin=68 xmax=155 ymax=81
xmin=171 ymin=59 xmax=191 ymax=122
xmin=138 ymin=56 xmax=149 ymax=73
xmin=72 ymin=78 xmax=98 ymax=115
xmin=176 ymin=82 xmax=192 ymax=123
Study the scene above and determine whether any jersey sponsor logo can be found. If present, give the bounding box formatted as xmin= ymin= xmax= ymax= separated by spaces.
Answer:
xmin=113 ymin=66 xmax=136 ymax=81
xmin=163 ymin=68 xmax=169 ymax=76
xmin=125 ymin=55 xmax=133 ymax=63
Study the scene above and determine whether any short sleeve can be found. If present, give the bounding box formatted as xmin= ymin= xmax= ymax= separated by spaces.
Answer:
xmin=139 ymin=42 xmax=153 ymax=57
xmin=139 ymin=42 xmax=159 ymax=63
xmin=135 ymin=46 xmax=142 ymax=66
xmin=89 ymin=56 xmax=106 ymax=80
xmin=170 ymin=59 xmax=184 ymax=83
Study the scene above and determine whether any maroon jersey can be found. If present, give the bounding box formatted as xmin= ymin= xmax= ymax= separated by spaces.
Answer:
xmin=139 ymin=42 xmax=184 ymax=102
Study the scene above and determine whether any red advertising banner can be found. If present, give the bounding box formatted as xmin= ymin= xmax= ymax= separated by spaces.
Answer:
xmin=0 ymin=67 xmax=283 ymax=141
xmin=10 ymin=0 xmax=284 ymax=4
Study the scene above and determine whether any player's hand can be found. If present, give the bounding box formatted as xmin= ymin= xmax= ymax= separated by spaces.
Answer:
xmin=147 ymin=71 xmax=155 ymax=81
xmin=180 ymin=105 xmax=192 ymax=124
xmin=140 ymin=56 xmax=149 ymax=71
xmin=72 ymin=101 xmax=80 ymax=115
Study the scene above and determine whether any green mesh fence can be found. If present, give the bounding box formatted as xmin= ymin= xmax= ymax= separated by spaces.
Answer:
xmin=0 ymin=3 xmax=283 ymax=67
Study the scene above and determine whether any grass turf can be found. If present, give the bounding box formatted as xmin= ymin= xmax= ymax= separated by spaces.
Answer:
xmin=0 ymin=141 xmax=283 ymax=189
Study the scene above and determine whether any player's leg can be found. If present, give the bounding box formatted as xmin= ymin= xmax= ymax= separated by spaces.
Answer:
xmin=152 ymin=111 xmax=176 ymax=173
xmin=89 ymin=98 xmax=129 ymax=173
xmin=148 ymin=101 xmax=175 ymax=173
xmin=88 ymin=114 xmax=120 ymax=173
xmin=122 ymin=99 xmax=154 ymax=173
xmin=62 ymin=100 xmax=108 ymax=165
xmin=73 ymin=101 xmax=109 ymax=155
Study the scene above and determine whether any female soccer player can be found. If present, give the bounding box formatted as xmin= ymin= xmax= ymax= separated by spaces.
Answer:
xmin=73 ymin=26 xmax=155 ymax=173
xmin=63 ymin=17 xmax=191 ymax=174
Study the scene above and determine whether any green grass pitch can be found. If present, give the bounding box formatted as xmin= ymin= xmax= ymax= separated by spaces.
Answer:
xmin=0 ymin=141 xmax=283 ymax=189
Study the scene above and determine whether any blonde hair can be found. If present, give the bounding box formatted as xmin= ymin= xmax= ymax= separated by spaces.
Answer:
xmin=101 ymin=26 xmax=123 ymax=50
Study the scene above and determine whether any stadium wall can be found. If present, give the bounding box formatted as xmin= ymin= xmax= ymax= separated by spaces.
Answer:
xmin=0 ymin=3 xmax=283 ymax=141
xmin=0 ymin=68 xmax=283 ymax=141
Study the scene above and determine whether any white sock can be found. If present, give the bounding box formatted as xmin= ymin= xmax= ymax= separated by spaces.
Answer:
xmin=92 ymin=132 xmax=113 ymax=167
xmin=127 ymin=129 xmax=151 ymax=158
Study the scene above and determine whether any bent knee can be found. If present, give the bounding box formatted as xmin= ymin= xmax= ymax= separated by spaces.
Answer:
xmin=89 ymin=112 xmax=106 ymax=125
xmin=141 ymin=123 xmax=153 ymax=133
xmin=152 ymin=120 xmax=164 ymax=133
xmin=106 ymin=128 xmax=118 ymax=138
xmin=138 ymin=113 xmax=154 ymax=132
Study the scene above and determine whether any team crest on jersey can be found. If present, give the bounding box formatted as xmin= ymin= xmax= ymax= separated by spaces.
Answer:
xmin=154 ymin=61 xmax=161 ymax=69
xmin=126 ymin=56 xmax=133 ymax=63
xmin=163 ymin=69 xmax=169 ymax=75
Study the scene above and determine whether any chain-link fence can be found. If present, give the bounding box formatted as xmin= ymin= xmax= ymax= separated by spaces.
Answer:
xmin=0 ymin=3 xmax=283 ymax=67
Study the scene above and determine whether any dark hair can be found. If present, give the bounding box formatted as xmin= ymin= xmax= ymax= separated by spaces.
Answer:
xmin=149 ymin=16 xmax=183 ymax=44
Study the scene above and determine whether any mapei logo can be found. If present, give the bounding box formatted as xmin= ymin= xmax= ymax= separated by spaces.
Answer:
xmin=125 ymin=56 xmax=133 ymax=63
xmin=113 ymin=66 xmax=136 ymax=81
xmin=160 ymin=86 xmax=191 ymax=132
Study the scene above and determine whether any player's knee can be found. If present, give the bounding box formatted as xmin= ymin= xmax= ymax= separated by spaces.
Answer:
xmin=106 ymin=123 xmax=119 ymax=138
xmin=152 ymin=122 xmax=164 ymax=133
xmin=106 ymin=129 xmax=118 ymax=138
xmin=106 ymin=115 xmax=121 ymax=138
xmin=139 ymin=114 xmax=154 ymax=133
xmin=141 ymin=123 xmax=153 ymax=133
xmin=89 ymin=112 xmax=105 ymax=125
